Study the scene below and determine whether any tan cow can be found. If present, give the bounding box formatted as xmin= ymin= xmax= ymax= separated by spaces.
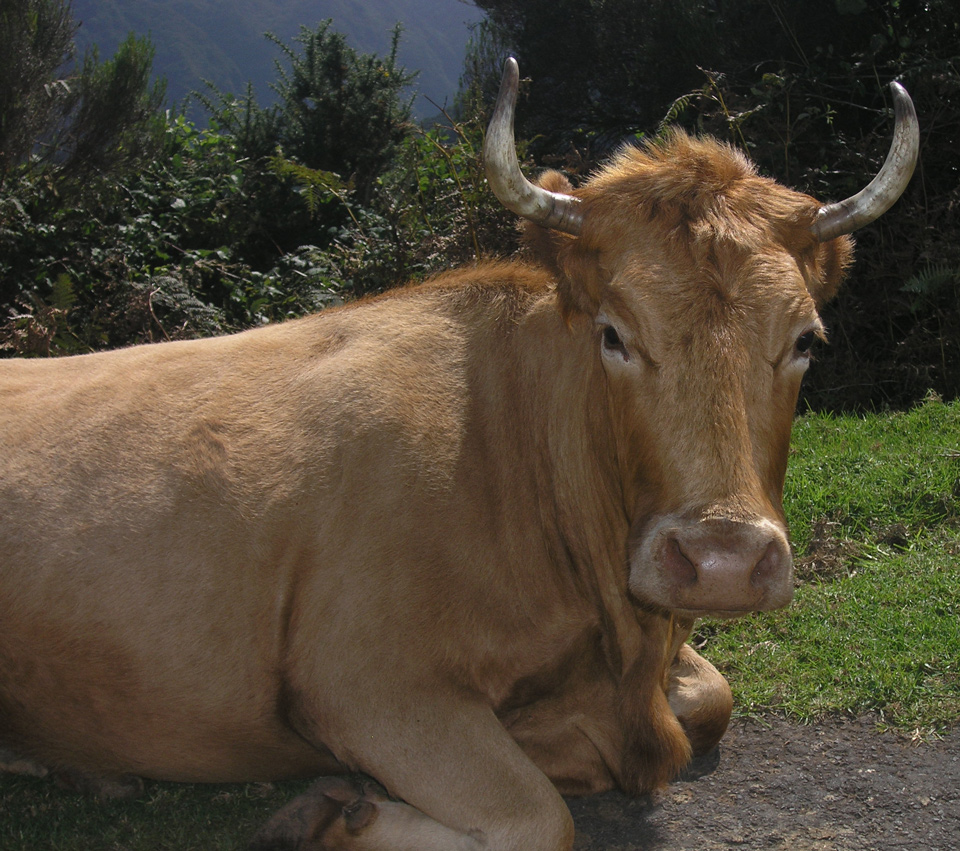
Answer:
xmin=0 ymin=60 xmax=917 ymax=851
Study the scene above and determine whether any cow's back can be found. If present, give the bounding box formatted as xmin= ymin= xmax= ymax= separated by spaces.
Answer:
xmin=0 ymin=265 xmax=584 ymax=782
xmin=0 ymin=285 xmax=468 ymax=779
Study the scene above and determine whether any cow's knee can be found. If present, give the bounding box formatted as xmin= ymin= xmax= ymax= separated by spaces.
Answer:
xmin=503 ymin=794 xmax=574 ymax=851
xmin=667 ymin=643 xmax=733 ymax=756
xmin=248 ymin=774 xmax=574 ymax=851
xmin=351 ymin=799 xmax=571 ymax=851
xmin=248 ymin=775 xmax=482 ymax=851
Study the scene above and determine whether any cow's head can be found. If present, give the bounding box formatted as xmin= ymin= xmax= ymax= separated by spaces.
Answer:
xmin=485 ymin=59 xmax=918 ymax=619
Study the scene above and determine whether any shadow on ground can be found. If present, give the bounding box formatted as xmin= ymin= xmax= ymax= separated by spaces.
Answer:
xmin=568 ymin=716 xmax=960 ymax=851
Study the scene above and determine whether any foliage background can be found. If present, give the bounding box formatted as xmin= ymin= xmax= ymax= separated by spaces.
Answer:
xmin=465 ymin=0 xmax=960 ymax=411
xmin=1 ymin=0 xmax=959 ymax=412
xmin=0 ymin=3 xmax=510 ymax=355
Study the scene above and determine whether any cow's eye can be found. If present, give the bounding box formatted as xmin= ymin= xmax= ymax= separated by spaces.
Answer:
xmin=603 ymin=325 xmax=622 ymax=348
xmin=602 ymin=325 xmax=629 ymax=360
xmin=795 ymin=330 xmax=816 ymax=355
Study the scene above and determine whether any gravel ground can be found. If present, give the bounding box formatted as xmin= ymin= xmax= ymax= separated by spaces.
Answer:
xmin=568 ymin=715 xmax=960 ymax=851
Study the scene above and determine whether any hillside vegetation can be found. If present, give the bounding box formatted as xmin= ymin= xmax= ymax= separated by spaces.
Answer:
xmin=0 ymin=4 xmax=509 ymax=355
xmin=1 ymin=0 xmax=958 ymax=405
xmin=70 ymin=0 xmax=485 ymax=117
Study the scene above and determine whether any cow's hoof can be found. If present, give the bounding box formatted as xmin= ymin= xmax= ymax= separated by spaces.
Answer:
xmin=248 ymin=775 xmax=386 ymax=851
xmin=0 ymin=748 xmax=49 ymax=778
xmin=53 ymin=768 xmax=145 ymax=800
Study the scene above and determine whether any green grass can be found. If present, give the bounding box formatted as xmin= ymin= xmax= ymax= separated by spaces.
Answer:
xmin=701 ymin=536 xmax=960 ymax=731
xmin=699 ymin=394 xmax=960 ymax=732
xmin=784 ymin=394 xmax=960 ymax=552
xmin=2 ymin=397 xmax=959 ymax=849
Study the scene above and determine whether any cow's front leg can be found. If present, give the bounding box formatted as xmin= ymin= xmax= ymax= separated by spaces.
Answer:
xmin=503 ymin=639 xmax=727 ymax=797
xmin=253 ymin=695 xmax=574 ymax=851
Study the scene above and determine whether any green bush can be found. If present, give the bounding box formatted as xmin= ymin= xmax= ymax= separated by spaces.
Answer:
xmin=0 ymin=68 xmax=514 ymax=353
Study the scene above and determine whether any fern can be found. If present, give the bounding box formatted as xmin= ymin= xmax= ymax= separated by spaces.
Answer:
xmin=50 ymin=273 xmax=76 ymax=312
xmin=268 ymin=156 xmax=349 ymax=219
xmin=903 ymin=262 xmax=959 ymax=296
xmin=657 ymin=94 xmax=693 ymax=136
xmin=140 ymin=275 xmax=224 ymax=338
xmin=902 ymin=263 xmax=960 ymax=318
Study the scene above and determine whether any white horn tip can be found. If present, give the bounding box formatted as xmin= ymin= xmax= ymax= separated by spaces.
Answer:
xmin=813 ymin=80 xmax=919 ymax=242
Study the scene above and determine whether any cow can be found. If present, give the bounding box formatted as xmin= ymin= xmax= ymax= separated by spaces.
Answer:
xmin=0 ymin=58 xmax=917 ymax=851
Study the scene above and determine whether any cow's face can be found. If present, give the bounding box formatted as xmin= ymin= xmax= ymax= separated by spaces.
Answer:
xmin=527 ymin=139 xmax=853 ymax=618
xmin=486 ymin=59 xmax=915 ymax=617
xmin=600 ymin=243 xmax=818 ymax=618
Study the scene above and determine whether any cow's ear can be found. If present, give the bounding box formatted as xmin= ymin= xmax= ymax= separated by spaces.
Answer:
xmin=806 ymin=234 xmax=854 ymax=308
xmin=555 ymin=242 xmax=604 ymax=320
xmin=521 ymin=170 xmax=577 ymax=277
xmin=522 ymin=171 xmax=602 ymax=320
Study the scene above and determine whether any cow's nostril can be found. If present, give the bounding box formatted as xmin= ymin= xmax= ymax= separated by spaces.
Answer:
xmin=751 ymin=541 xmax=781 ymax=586
xmin=664 ymin=536 xmax=698 ymax=587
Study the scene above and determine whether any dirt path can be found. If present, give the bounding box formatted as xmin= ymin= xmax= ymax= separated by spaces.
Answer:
xmin=567 ymin=716 xmax=960 ymax=851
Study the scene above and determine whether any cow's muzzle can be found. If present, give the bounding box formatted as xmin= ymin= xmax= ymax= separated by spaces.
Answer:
xmin=630 ymin=514 xmax=793 ymax=617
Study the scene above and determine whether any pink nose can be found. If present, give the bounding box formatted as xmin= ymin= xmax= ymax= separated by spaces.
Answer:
xmin=638 ymin=517 xmax=794 ymax=615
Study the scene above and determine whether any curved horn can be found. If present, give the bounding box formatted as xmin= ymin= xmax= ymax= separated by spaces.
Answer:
xmin=484 ymin=57 xmax=583 ymax=235
xmin=813 ymin=82 xmax=919 ymax=242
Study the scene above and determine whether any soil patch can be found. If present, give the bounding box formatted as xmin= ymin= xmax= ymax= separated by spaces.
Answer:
xmin=568 ymin=715 xmax=960 ymax=851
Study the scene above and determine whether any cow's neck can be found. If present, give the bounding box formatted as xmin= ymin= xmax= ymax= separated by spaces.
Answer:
xmin=513 ymin=295 xmax=658 ymax=681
